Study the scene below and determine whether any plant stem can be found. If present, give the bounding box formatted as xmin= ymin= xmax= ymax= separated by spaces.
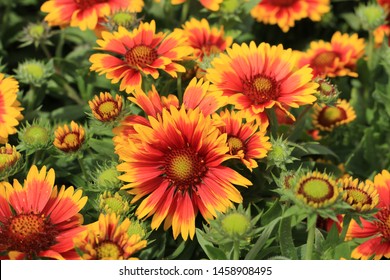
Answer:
xmin=339 ymin=214 xmax=352 ymax=242
xmin=305 ymin=214 xmax=317 ymax=260
xmin=286 ymin=104 xmax=313 ymax=142
xmin=367 ymin=31 xmax=375 ymax=71
xmin=40 ymin=44 xmax=52 ymax=59
xmin=77 ymin=156 xmax=88 ymax=180
xmin=180 ymin=0 xmax=190 ymax=24
xmin=233 ymin=240 xmax=240 ymax=260
xmin=177 ymin=73 xmax=183 ymax=103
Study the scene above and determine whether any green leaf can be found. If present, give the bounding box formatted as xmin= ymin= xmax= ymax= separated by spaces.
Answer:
xmin=50 ymin=104 xmax=88 ymax=120
xmin=278 ymin=215 xmax=298 ymax=259
xmin=88 ymin=138 xmax=115 ymax=158
xmin=195 ymin=229 xmax=227 ymax=260
xmin=293 ymin=142 xmax=339 ymax=160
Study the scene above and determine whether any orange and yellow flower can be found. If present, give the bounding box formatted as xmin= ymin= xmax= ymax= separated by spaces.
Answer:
xmin=214 ymin=109 xmax=271 ymax=171
xmin=41 ymin=0 xmax=143 ymax=31
xmin=90 ymin=20 xmax=193 ymax=93
xmin=251 ymin=0 xmax=330 ymax=33
xmin=116 ymin=106 xmax=252 ymax=240
xmin=297 ymin=32 xmax=366 ymax=78
xmin=347 ymin=170 xmax=390 ymax=260
xmin=89 ymin=92 xmax=123 ymax=122
xmin=53 ymin=121 xmax=85 ymax=152
xmin=0 ymin=144 xmax=21 ymax=177
xmin=181 ymin=18 xmax=232 ymax=61
xmin=374 ymin=24 xmax=390 ymax=47
xmin=0 ymin=73 xmax=23 ymax=144
xmin=0 ymin=165 xmax=87 ymax=259
xmin=206 ymin=42 xmax=318 ymax=125
xmin=311 ymin=99 xmax=356 ymax=132
xmin=74 ymin=213 xmax=147 ymax=259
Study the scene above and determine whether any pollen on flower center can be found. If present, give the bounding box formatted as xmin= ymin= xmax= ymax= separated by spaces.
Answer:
xmin=243 ymin=74 xmax=279 ymax=105
xmin=2 ymin=213 xmax=57 ymax=255
xmin=312 ymin=51 xmax=338 ymax=68
xmin=375 ymin=208 xmax=390 ymax=240
xmin=125 ymin=45 xmax=158 ymax=68
xmin=269 ymin=0 xmax=297 ymax=6
xmin=345 ymin=188 xmax=371 ymax=204
xmin=165 ymin=147 xmax=207 ymax=187
xmin=318 ymin=106 xmax=347 ymax=127
xmin=96 ymin=241 xmax=122 ymax=259
xmin=98 ymin=101 xmax=116 ymax=114
xmin=227 ymin=136 xmax=244 ymax=155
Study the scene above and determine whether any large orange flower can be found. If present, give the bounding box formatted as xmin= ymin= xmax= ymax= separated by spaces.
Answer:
xmin=206 ymin=42 xmax=318 ymax=125
xmin=297 ymin=32 xmax=365 ymax=78
xmin=346 ymin=170 xmax=390 ymax=260
xmin=0 ymin=165 xmax=87 ymax=259
xmin=0 ymin=73 xmax=23 ymax=144
xmin=74 ymin=213 xmax=147 ymax=259
xmin=90 ymin=20 xmax=193 ymax=93
xmin=41 ymin=0 xmax=143 ymax=30
xmin=251 ymin=0 xmax=330 ymax=32
xmin=181 ymin=18 xmax=232 ymax=61
xmin=116 ymin=106 xmax=252 ymax=240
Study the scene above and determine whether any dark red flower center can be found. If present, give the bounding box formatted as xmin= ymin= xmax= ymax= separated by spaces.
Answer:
xmin=75 ymin=0 xmax=108 ymax=10
xmin=243 ymin=74 xmax=280 ymax=105
xmin=165 ymin=147 xmax=207 ymax=190
xmin=268 ymin=0 xmax=297 ymax=6
xmin=318 ymin=106 xmax=347 ymax=127
xmin=312 ymin=51 xmax=338 ymax=69
xmin=0 ymin=213 xmax=58 ymax=258
xmin=59 ymin=132 xmax=84 ymax=151
xmin=375 ymin=207 xmax=390 ymax=240
xmin=125 ymin=45 xmax=158 ymax=68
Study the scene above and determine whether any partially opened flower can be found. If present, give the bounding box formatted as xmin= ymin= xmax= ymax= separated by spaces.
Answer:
xmin=312 ymin=99 xmax=356 ymax=132
xmin=89 ymin=92 xmax=123 ymax=122
xmin=340 ymin=176 xmax=379 ymax=213
xmin=116 ymin=106 xmax=252 ymax=240
xmin=250 ymin=0 xmax=330 ymax=33
xmin=297 ymin=32 xmax=365 ymax=78
xmin=214 ymin=109 xmax=271 ymax=171
xmin=0 ymin=73 xmax=23 ymax=144
xmin=89 ymin=20 xmax=193 ymax=93
xmin=0 ymin=144 xmax=21 ymax=180
xmin=206 ymin=42 xmax=318 ymax=125
xmin=53 ymin=121 xmax=85 ymax=153
xmin=74 ymin=213 xmax=147 ymax=259
xmin=347 ymin=170 xmax=390 ymax=260
xmin=40 ymin=0 xmax=140 ymax=31
xmin=181 ymin=18 xmax=232 ymax=61
xmin=0 ymin=165 xmax=87 ymax=259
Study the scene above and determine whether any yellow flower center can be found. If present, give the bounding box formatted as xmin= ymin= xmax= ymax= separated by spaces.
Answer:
xmin=221 ymin=213 xmax=250 ymax=237
xmin=125 ymin=45 xmax=158 ymax=68
xmin=318 ymin=106 xmax=347 ymax=127
xmin=312 ymin=51 xmax=338 ymax=68
xmin=165 ymin=147 xmax=207 ymax=188
xmin=302 ymin=179 xmax=331 ymax=200
xmin=243 ymin=74 xmax=279 ymax=105
xmin=63 ymin=132 xmax=79 ymax=147
xmin=227 ymin=136 xmax=244 ymax=155
xmin=1 ymin=213 xmax=57 ymax=257
xmin=269 ymin=0 xmax=297 ymax=6
xmin=346 ymin=188 xmax=371 ymax=204
xmin=96 ymin=241 xmax=122 ymax=259
xmin=376 ymin=208 xmax=390 ymax=240
xmin=296 ymin=175 xmax=338 ymax=208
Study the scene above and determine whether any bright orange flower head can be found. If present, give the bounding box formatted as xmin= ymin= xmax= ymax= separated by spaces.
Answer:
xmin=90 ymin=20 xmax=193 ymax=93
xmin=0 ymin=73 xmax=23 ymax=144
xmin=298 ymin=32 xmax=366 ymax=78
xmin=311 ymin=99 xmax=356 ymax=132
xmin=89 ymin=92 xmax=123 ymax=122
xmin=41 ymin=0 xmax=143 ymax=31
xmin=251 ymin=0 xmax=330 ymax=32
xmin=206 ymin=42 xmax=318 ymax=125
xmin=0 ymin=165 xmax=87 ymax=259
xmin=214 ymin=109 xmax=271 ymax=171
xmin=53 ymin=121 xmax=85 ymax=152
xmin=115 ymin=106 xmax=252 ymax=240
xmin=181 ymin=18 xmax=232 ymax=61
xmin=374 ymin=24 xmax=390 ymax=47
xmin=74 ymin=213 xmax=147 ymax=259
xmin=347 ymin=170 xmax=390 ymax=260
